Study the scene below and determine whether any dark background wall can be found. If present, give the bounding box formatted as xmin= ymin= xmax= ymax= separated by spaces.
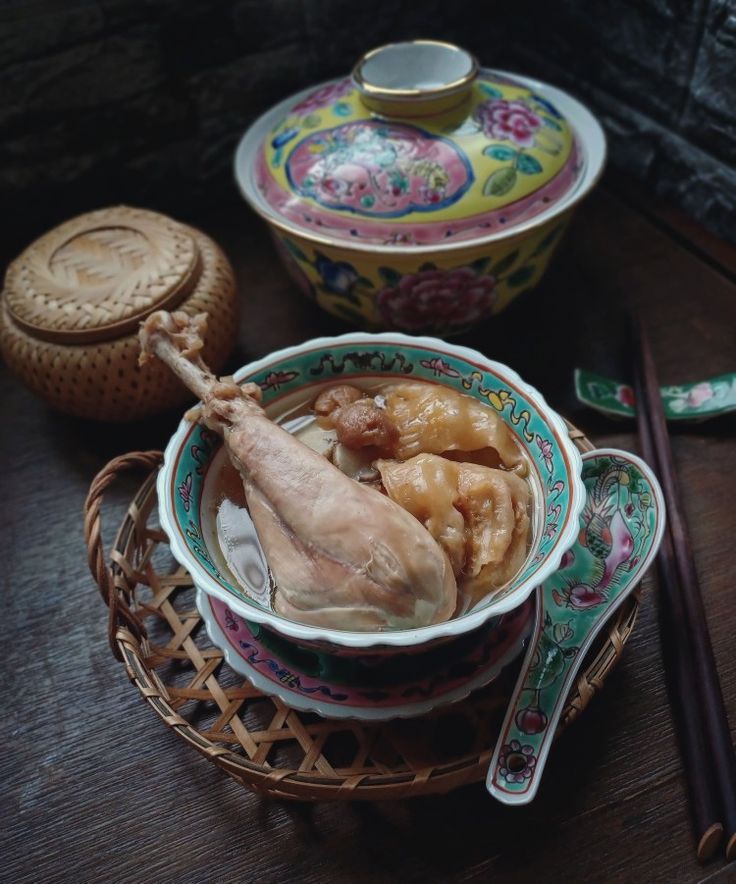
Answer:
xmin=2 ymin=0 xmax=735 ymax=253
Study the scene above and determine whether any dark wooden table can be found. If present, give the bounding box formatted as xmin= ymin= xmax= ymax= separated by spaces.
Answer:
xmin=3 ymin=182 xmax=735 ymax=883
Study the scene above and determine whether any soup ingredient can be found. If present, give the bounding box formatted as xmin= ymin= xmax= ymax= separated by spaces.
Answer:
xmin=139 ymin=311 xmax=457 ymax=630
xmin=383 ymin=383 xmax=524 ymax=470
xmin=376 ymin=453 xmax=530 ymax=607
xmin=318 ymin=381 xmax=524 ymax=472
xmin=310 ymin=380 xmax=532 ymax=607
xmin=314 ymin=384 xmax=397 ymax=451
xmin=216 ymin=497 xmax=271 ymax=606
xmin=332 ymin=398 xmax=398 ymax=450
xmin=314 ymin=385 xmax=362 ymax=420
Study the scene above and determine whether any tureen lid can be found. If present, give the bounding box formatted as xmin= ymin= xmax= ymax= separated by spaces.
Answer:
xmin=247 ymin=41 xmax=584 ymax=247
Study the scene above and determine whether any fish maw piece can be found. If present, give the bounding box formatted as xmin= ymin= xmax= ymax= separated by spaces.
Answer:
xmin=382 ymin=383 xmax=523 ymax=470
xmin=456 ymin=465 xmax=530 ymax=576
xmin=460 ymin=496 xmax=531 ymax=607
xmin=440 ymin=448 xmax=504 ymax=470
xmin=376 ymin=454 xmax=467 ymax=574
xmin=376 ymin=454 xmax=531 ymax=599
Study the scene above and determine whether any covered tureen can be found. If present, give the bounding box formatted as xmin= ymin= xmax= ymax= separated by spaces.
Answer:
xmin=235 ymin=41 xmax=605 ymax=333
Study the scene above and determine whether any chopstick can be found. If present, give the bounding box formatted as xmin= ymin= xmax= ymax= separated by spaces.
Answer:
xmin=631 ymin=314 xmax=736 ymax=862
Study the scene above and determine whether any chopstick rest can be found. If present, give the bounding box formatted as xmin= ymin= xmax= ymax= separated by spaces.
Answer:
xmin=574 ymin=368 xmax=736 ymax=422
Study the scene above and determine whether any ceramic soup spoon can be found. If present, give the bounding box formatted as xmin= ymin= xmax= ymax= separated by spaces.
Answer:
xmin=487 ymin=448 xmax=665 ymax=805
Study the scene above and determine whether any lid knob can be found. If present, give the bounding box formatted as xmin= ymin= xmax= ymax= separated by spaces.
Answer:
xmin=352 ymin=40 xmax=479 ymax=117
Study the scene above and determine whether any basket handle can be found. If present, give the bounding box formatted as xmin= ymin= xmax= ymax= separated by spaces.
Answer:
xmin=84 ymin=450 xmax=163 ymax=659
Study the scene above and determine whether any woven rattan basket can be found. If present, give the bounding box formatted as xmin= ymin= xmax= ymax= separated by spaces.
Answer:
xmin=84 ymin=426 xmax=639 ymax=801
xmin=1 ymin=206 xmax=238 ymax=421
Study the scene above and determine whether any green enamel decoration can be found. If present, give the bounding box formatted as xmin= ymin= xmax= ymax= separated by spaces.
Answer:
xmin=283 ymin=238 xmax=307 ymax=261
xmin=575 ymin=369 xmax=736 ymax=422
xmin=378 ymin=266 xmax=402 ymax=286
xmin=469 ymin=257 xmax=491 ymax=274
xmin=483 ymin=167 xmax=518 ymax=197
xmin=491 ymin=249 xmax=519 ymax=276
xmin=479 ymin=83 xmax=503 ymax=99
xmin=530 ymin=223 xmax=564 ymax=256
xmin=483 ymin=145 xmax=517 ymax=162
xmin=488 ymin=449 xmax=665 ymax=804
xmin=506 ymin=265 xmax=536 ymax=288
xmin=517 ymin=153 xmax=543 ymax=175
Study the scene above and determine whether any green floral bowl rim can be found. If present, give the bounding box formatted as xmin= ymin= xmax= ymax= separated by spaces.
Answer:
xmin=157 ymin=332 xmax=586 ymax=650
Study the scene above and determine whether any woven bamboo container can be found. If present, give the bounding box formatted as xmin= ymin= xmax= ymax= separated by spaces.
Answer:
xmin=0 ymin=206 xmax=238 ymax=421
xmin=84 ymin=426 xmax=642 ymax=802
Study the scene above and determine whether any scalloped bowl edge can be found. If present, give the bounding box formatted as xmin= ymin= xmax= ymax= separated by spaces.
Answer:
xmin=157 ymin=332 xmax=586 ymax=649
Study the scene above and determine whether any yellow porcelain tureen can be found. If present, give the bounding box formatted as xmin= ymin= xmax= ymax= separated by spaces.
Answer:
xmin=235 ymin=41 xmax=605 ymax=333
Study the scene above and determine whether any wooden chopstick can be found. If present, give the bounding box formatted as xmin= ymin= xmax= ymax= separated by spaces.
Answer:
xmin=631 ymin=314 xmax=736 ymax=861
xmin=654 ymin=528 xmax=723 ymax=861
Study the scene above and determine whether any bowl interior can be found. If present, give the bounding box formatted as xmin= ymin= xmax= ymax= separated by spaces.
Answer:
xmin=161 ymin=334 xmax=582 ymax=647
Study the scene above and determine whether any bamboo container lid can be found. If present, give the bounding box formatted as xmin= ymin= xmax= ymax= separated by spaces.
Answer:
xmin=0 ymin=206 xmax=239 ymax=421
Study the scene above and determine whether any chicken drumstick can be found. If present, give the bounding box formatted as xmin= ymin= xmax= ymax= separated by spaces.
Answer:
xmin=139 ymin=311 xmax=457 ymax=630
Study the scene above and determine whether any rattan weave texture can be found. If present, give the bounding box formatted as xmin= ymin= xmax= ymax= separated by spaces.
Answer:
xmin=84 ymin=427 xmax=640 ymax=801
xmin=5 ymin=207 xmax=200 ymax=342
xmin=1 ymin=207 xmax=238 ymax=420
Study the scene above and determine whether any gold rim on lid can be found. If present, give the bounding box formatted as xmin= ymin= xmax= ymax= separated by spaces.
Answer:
xmin=3 ymin=206 xmax=202 ymax=345
xmin=352 ymin=40 xmax=479 ymax=100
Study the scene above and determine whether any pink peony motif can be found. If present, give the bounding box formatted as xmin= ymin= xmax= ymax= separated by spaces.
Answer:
xmin=573 ymin=584 xmax=606 ymax=608
xmin=291 ymin=79 xmax=353 ymax=115
xmin=685 ymin=381 xmax=714 ymax=408
xmin=377 ymin=266 xmax=496 ymax=332
xmin=475 ymin=99 xmax=543 ymax=148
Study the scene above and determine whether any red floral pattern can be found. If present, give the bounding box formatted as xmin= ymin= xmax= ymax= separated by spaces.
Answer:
xmin=616 ymin=384 xmax=636 ymax=407
xmin=377 ymin=267 xmax=496 ymax=332
xmin=475 ymin=99 xmax=543 ymax=148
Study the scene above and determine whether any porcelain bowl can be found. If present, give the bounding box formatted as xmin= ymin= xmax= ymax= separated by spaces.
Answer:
xmin=157 ymin=333 xmax=586 ymax=655
xmin=235 ymin=68 xmax=606 ymax=336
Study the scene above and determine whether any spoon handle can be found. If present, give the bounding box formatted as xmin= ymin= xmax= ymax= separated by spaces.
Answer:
xmin=486 ymin=589 xmax=580 ymax=804
xmin=486 ymin=447 xmax=666 ymax=805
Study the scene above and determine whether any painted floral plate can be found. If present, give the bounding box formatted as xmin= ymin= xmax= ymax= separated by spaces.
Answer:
xmin=198 ymin=590 xmax=534 ymax=721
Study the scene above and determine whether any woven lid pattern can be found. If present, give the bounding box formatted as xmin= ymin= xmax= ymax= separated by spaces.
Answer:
xmin=0 ymin=216 xmax=238 ymax=421
xmin=4 ymin=206 xmax=200 ymax=343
